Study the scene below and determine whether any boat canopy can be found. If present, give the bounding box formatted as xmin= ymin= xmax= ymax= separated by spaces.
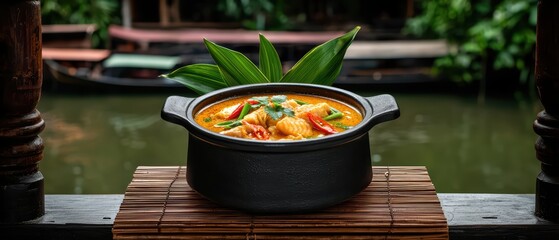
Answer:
xmin=103 ymin=54 xmax=183 ymax=70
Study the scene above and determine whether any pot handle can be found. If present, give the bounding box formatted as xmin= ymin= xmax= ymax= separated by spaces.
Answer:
xmin=161 ymin=95 xmax=195 ymax=128
xmin=365 ymin=94 xmax=400 ymax=127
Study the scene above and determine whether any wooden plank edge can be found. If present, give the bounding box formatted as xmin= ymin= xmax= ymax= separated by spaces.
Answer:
xmin=2 ymin=195 xmax=559 ymax=239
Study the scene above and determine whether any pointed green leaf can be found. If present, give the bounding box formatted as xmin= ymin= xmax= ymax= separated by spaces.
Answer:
xmin=161 ymin=64 xmax=226 ymax=95
xmin=280 ymin=26 xmax=360 ymax=85
xmin=259 ymin=34 xmax=283 ymax=82
xmin=203 ymin=39 xmax=270 ymax=86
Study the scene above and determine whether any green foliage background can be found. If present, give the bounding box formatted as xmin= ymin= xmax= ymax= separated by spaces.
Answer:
xmin=404 ymin=0 xmax=537 ymax=85
xmin=41 ymin=0 xmax=120 ymax=48
xmin=217 ymin=0 xmax=290 ymax=30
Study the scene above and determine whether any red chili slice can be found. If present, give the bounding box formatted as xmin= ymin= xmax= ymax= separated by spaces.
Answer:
xmin=242 ymin=121 xmax=270 ymax=140
xmin=226 ymin=99 xmax=261 ymax=120
xmin=247 ymin=99 xmax=259 ymax=105
xmin=226 ymin=103 xmax=245 ymax=120
xmin=307 ymin=112 xmax=338 ymax=135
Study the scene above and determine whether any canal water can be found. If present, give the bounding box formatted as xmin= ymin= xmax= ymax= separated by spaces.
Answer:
xmin=38 ymin=87 xmax=542 ymax=194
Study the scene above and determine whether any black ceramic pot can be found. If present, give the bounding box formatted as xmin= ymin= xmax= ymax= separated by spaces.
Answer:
xmin=161 ymin=83 xmax=399 ymax=213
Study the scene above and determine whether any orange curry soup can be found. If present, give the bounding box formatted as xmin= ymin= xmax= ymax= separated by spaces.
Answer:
xmin=195 ymin=94 xmax=363 ymax=141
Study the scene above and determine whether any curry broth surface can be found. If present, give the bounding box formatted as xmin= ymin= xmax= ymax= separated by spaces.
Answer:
xmin=195 ymin=94 xmax=363 ymax=139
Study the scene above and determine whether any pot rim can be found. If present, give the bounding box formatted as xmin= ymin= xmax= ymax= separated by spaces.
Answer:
xmin=178 ymin=83 xmax=388 ymax=153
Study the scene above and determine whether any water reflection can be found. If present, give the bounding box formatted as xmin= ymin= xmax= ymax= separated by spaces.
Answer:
xmin=368 ymin=93 xmax=541 ymax=193
xmin=39 ymin=93 xmax=188 ymax=194
xmin=38 ymin=91 xmax=541 ymax=194
xmin=110 ymin=114 xmax=161 ymax=149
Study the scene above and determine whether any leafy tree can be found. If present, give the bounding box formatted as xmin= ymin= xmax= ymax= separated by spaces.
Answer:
xmin=217 ymin=0 xmax=290 ymax=30
xmin=404 ymin=0 xmax=537 ymax=86
xmin=41 ymin=0 xmax=120 ymax=48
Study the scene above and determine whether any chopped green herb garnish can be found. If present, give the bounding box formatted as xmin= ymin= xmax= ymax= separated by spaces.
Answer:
xmin=264 ymin=97 xmax=295 ymax=120
xmin=271 ymin=95 xmax=287 ymax=104
xmin=203 ymin=117 xmax=212 ymax=122
xmin=283 ymin=108 xmax=295 ymax=117
xmin=294 ymin=99 xmax=307 ymax=105
xmin=215 ymin=120 xmax=242 ymax=129
xmin=323 ymin=108 xmax=343 ymax=121
xmin=264 ymin=105 xmax=283 ymax=120
xmin=250 ymin=96 xmax=269 ymax=107
xmin=333 ymin=122 xmax=351 ymax=130
xmin=237 ymin=102 xmax=251 ymax=120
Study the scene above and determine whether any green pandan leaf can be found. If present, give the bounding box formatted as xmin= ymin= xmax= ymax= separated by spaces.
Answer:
xmin=162 ymin=26 xmax=361 ymax=95
xmin=160 ymin=64 xmax=226 ymax=95
xmin=258 ymin=34 xmax=283 ymax=82
xmin=280 ymin=26 xmax=360 ymax=85
xmin=203 ymin=39 xmax=269 ymax=86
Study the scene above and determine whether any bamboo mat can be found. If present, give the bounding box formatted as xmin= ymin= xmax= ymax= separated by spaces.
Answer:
xmin=113 ymin=166 xmax=448 ymax=239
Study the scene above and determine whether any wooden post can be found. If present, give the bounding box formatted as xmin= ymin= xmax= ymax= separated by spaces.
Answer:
xmin=534 ymin=0 xmax=559 ymax=221
xmin=0 ymin=0 xmax=45 ymax=222
xmin=122 ymin=0 xmax=132 ymax=28
xmin=159 ymin=0 xmax=169 ymax=27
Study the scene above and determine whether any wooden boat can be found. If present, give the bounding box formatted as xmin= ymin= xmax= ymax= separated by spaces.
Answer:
xmin=108 ymin=25 xmax=448 ymax=86
xmin=336 ymin=40 xmax=448 ymax=85
xmin=42 ymin=48 xmax=197 ymax=92
xmin=43 ymin=36 xmax=449 ymax=92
